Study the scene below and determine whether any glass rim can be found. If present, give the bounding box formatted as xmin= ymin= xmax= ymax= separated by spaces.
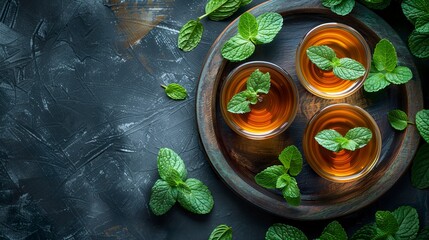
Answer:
xmin=295 ymin=22 xmax=372 ymax=99
xmin=219 ymin=61 xmax=299 ymax=140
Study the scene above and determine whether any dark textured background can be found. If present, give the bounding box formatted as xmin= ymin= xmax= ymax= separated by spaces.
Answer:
xmin=0 ymin=0 xmax=427 ymax=239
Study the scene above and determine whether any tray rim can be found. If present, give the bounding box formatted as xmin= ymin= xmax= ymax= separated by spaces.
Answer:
xmin=195 ymin=0 xmax=423 ymax=220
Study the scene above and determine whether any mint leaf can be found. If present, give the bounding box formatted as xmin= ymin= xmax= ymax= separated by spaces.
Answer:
xmin=385 ymin=66 xmax=413 ymax=84
xmin=375 ymin=211 xmax=399 ymax=236
xmin=240 ymin=0 xmax=252 ymax=6
xmin=206 ymin=0 xmax=241 ymax=21
xmin=315 ymin=129 xmax=343 ymax=152
xmin=320 ymin=221 xmax=347 ymax=240
xmin=306 ymin=45 xmax=336 ymax=71
xmin=416 ymin=109 xmax=429 ymax=143
xmin=255 ymin=165 xmax=286 ymax=189
xmin=276 ymin=174 xmax=290 ymax=189
xmin=178 ymin=20 xmax=203 ymax=52
xmin=177 ymin=178 xmax=214 ymax=214
xmin=278 ymin=145 xmax=303 ymax=176
xmin=238 ymin=12 xmax=258 ymax=40
xmin=281 ymin=176 xmax=300 ymax=199
xmin=339 ymin=137 xmax=359 ymax=151
xmin=149 ymin=179 xmax=177 ymax=216
xmin=254 ymin=12 xmax=283 ymax=44
xmin=322 ymin=0 xmax=342 ymax=8
xmin=209 ymin=224 xmax=233 ymax=240
xmin=344 ymin=127 xmax=372 ymax=149
xmin=246 ymin=69 xmax=271 ymax=94
xmin=415 ymin=15 xmax=429 ymax=33
xmin=388 ymin=109 xmax=409 ymax=131
xmin=411 ymin=143 xmax=429 ymax=189
xmin=416 ymin=228 xmax=429 ymax=240
xmin=157 ymin=148 xmax=187 ymax=181
xmin=284 ymin=195 xmax=301 ymax=207
xmin=373 ymin=39 xmax=397 ymax=72
xmin=409 ymin=30 xmax=429 ymax=58
xmin=265 ymin=224 xmax=308 ymax=240
xmin=164 ymin=168 xmax=185 ymax=187
xmin=351 ymin=224 xmax=376 ymax=240
xmin=364 ymin=72 xmax=391 ymax=92
xmin=162 ymin=83 xmax=188 ymax=100
xmin=392 ymin=206 xmax=419 ymax=239
xmin=227 ymin=90 xmax=255 ymax=114
xmin=402 ymin=0 xmax=429 ymax=25
xmin=332 ymin=58 xmax=366 ymax=80
xmin=221 ymin=34 xmax=255 ymax=62
xmin=362 ymin=0 xmax=392 ymax=10
xmin=331 ymin=0 xmax=355 ymax=16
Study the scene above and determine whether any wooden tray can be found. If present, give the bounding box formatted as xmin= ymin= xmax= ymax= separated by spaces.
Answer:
xmin=196 ymin=0 xmax=423 ymax=220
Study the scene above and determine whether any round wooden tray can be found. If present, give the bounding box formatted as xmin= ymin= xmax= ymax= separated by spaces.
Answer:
xmin=196 ymin=0 xmax=423 ymax=220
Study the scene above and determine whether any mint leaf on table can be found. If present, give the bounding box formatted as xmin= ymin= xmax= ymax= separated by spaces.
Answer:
xmin=401 ymin=0 xmax=429 ymax=58
xmin=401 ymin=0 xmax=429 ymax=25
xmin=246 ymin=69 xmax=271 ymax=94
xmin=209 ymin=224 xmax=233 ymax=240
xmin=322 ymin=0 xmax=342 ymax=8
xmin=149 ymin=179 xmax=177 ymax=216
xmin=206 ymin=0 xmax=241 ymax=21
xmin=276 ymin=174 xmax=290 ymax=189
xmin=392 ymin=206 xmax=419 ymax=239
xmin=164 ymin=168 xmax=185 ymax=187
xmin=280 ymin=176 xmax=300 ymax=198
xmin=315 ymin=127 xmax=372 ymax=152
xmin=157 ymin=148 xmax=187 ymax=181
xmin=351 ymin=224 xmax=377 ymax=240
xmin=416 ymin=109 xmax=429 ymax=143
xmin=375 ymin=211 xmax=399 ymax=237
xmin=330 ymin=0 xmax=355 ymax=16
xmin=255 ymin=165 xmax=286 ymax=189
xmin=314 ymin=129 xmax=344 ymax=152
xmin=332 ymin=58 xmax=366 ymax=80
xmin=178 ymin=20 xmax=203 ymax=52
xmin=162 ymin=83 xmax=188 ymax=100
xmin=254 ymin=12 xmax=283 ymax=44
xmin=319 ymin=221 xmax=348 ymax=240
xmin=177 ymin=178 xmax=214 ymax=214
xmin=409 ymin=30 xmax=429 ymax=58
xmin=363 ymin=73 xmax=391 ymax=92
xmin=411 ymin=143 xmax=429 ymax=189
xmin=221 ymin=34 xmax=255 ymax=62
xmin=278 ymin=145 xmax=303 ymax=176
xmin=415 ymin=15 xmax=429 ymax=33
xmin=265 ymin=224 xmax=308 ymax=240
xmin=388 ymin=109 xmax=410 ymax=131
xmin=361 ymin=0 xmax=392 ymax=10
xmin=238 ymin=12 xmax=258 ymax=40
xmin=385 ymin=66 xmax=413 ymax=84
xmin=373 ymin=38 xmax=397 ymax=72
xmin=240 ymin=0 xmax=252 ymax=7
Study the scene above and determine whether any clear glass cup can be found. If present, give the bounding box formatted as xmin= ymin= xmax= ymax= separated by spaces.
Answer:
xmin=295 ymin=23 xmax=371 ymax=99
xmin=303 ymin=103 xmax=382 ymax=182
xmin=220 ymin=61 xmax=299 ymax=140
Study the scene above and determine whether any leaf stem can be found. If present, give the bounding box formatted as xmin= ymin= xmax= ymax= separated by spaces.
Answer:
xmin=198 ymin=13 xmax=209 ymax=20
xmin=161 ymin=84 xmax=167 ymax=89
xmin=407 ymin=121 xmax=415 ymax=125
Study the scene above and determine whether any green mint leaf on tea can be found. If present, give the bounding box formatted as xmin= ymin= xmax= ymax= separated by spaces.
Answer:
xmin=206 ymin=0 xmax=241 ymax=21
xmin=227 ymin=90 xmax=256 ymax=114
xmin=411 ymin=143 xmax=429 ymax=189
xmin=278 ymin=145 xmax=303 ymax=176
xmin=149 ymin=179 xmax=177 ymax=216
xmin=416 ymin=228 xmax=429 ymax=240
xmin=157 ymin=148 xmax=187 ymax=181
xmin=375 ymin=211 xmax=399 ymax=236
xmin=408 ymin=30 xmax=429 ymax=58
xmin=373 ymin=39 xmax=397 ymax=72
xmin=255 ymin=165 xmax=286 ymax=189
xmin=415 ymin=15 xmax=429 ymax=33
xmin=246 ymin=69 xmax=271 ymax=94
xmin=385 ymin=66 xmax=413 ymax=84
xmin=319 ymin=221 xmax=348 ymax=240
xmin=162 ymin=83 xmax=188 ymax=100
xmin=254 ymin=12 xmax=283 ymax=44
xmin=351 ymin=224 xmax=377 ymax=240
xmin=364 ymin=72 xmax=391 ymax=92
xmin=401 ymin=0 xmax=429 ymax=25
xmin=177 ymin=178 xmax=214 ymax=214
xmin=265 ymin=224 xmax=308 ymax=240
xmin=339 ymin=137 xmax=359 ymax=151
xmin=392 ymin=206 xmax=420 ymax=239
xmin=240 ymin=0 xmax=252 ymax=7
xmin=332 ymin=57 xmax=366 ymax=80
xmin=209 ymin=224 xmax=233 ymax=240
xmin=322 ymin=0 xmax=343 ymax=8
xmin=330 ymin=0 xmax=355 ymax=16
xmin=388 ymin=109 xmax=410 ymax=131
xmin=238 ymin=12 xmax=258 ymax=40
xmin=306 ymin=45 xmax=336 ymax=70
xmin=221 ymin=34 xmax=255 ymax=62
xmin=416 ymin=109 xmax=429 ymax=143
xmin=344 ymin=127 xmax=372 ymax=149
xmin=178 ymin=20 xmax=203 ymax=52
xmin=315 ymin=129 xmax=344 ymax=152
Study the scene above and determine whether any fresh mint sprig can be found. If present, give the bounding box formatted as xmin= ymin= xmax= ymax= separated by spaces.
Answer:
xmin=255 ymin=145 xmax=303 ymax=206
xmin=306 ymin=45 xmax=366 ymax=80
xmin=222 ymin=12 xmax=283 ymax=62
xmin=388 ymin=109 xmax=412 ymax=131
xmin=387 ymin=109 xmax=429 ymax=144
xmin=364 ymin=39 xmax=413 ymax=92
xmin=208 ymin=224 xmax=233 ymax=240
xmin=227 ymin=69 xmax=270 ymax=114
xmin=315 ymin=127 xmax=372 ymax=152
xmin=319 ymin=221 xmax=347 ymax=240
xmin=178 ymin=0 xmax=252 ymax=52
xmin=265 ymin=223 xmax=308 ymax=240
xmin=402 ymin=0 xmax=429 ymax=58
xmin=161 ymin=83 xmax=188 ymax=100
xmin=149 ymin=148 xmax=214 ymax=215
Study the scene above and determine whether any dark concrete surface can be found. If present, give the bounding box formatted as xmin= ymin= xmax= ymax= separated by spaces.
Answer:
xmin=0 ymin=0 xmax=427 ymax=239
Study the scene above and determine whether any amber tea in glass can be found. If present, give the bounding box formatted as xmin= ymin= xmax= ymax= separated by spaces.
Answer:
xmin=303 ymin=104 xmax=382 ymax=182
xmin=220 ymin=61 xmax=299 ymax=140
xmin=296 ymin=23 xmax=371 ymax=99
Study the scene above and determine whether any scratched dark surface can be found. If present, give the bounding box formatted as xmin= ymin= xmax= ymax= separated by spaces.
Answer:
xmin=0 ymin=0 xmax=427 ymax=239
